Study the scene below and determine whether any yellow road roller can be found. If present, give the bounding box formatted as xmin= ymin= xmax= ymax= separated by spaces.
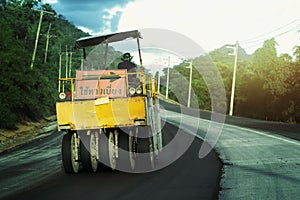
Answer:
xmin=56 ymin=30 xmax=163 ymax=173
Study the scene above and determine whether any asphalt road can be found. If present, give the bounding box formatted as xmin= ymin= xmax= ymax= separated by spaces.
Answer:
xmin=0 ymin=122 xmax=222 ymax=200
xmin=160 ymin=99 xmax=300 ymax=141
xmin=3 ymin=100 xmax=298 ymax=199
xmin=164 ymin=110 xmax=300 ymax=199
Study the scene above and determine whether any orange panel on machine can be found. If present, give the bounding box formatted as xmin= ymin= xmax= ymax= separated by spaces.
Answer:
xmin=75 ymin=70 xmax=127 ymax=99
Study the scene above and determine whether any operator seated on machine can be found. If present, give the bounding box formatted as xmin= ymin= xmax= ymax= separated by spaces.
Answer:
xmin=118 ymin=52 xmax=138 ymax=83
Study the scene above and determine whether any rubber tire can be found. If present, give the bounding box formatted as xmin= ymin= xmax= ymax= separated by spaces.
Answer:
xmin=62 ymin=133 xmax=79 ymax=174
xmin=118 ymin=128 xmax=134 ymax=172
xmin=135 ymin=126 xmax=155 ymax=171
xmin=99 ymin=131 xmax=113 ymax=171
xmin=80 ymin=134 xmax=98 ymax=172
xmin=108 ymin=130 xmax=118 ymax=170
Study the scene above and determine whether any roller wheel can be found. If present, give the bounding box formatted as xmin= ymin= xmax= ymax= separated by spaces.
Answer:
xmin=98 ymin=130 xmax=111 ymax=171
xmin=129 ymin=127 xmax=138 ymax=170
xmin=136 ymin=126 xmax=155 ymax=170
xmin=80 ymin=132 xmax=99 ymax=172
xmin=62 ymin=132 xmax=80 ymax=173
xmin=108 ymin=130 xmax=118 ymax=170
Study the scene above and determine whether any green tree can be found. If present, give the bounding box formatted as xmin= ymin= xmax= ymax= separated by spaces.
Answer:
xmin=0 ymin=0 xmax=87 ymax=129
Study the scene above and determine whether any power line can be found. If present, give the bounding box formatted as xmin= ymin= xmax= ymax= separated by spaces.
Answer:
xmin=273 ymin=24 xmax=300 ymax=38
xmin=242 ymin=24 xmax=300 ymax=50
xmin=243 ymin=24 xmax=299 ymax=45
xmin=243 ymin=26 xmax=299 ymax=50
xmin=241 ymin=17 xmax=300 ymax=43
xmin=243 ymin=25 xmax=300 ymax=49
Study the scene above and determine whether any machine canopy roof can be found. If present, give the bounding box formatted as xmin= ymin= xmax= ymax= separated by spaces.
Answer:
xmin=75 ymin=30 xmax=141 ymax=49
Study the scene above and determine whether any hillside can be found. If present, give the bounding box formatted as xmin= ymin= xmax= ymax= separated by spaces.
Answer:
xmin=209 ymin=43 xmax=251 ymax=63
xmin=0 ymin=0 xmax=88 ymax=129
xmin=1 ymin=0 xmax=299 ymax=130
xmin=160 ymin=39 xmax=300 ymax=123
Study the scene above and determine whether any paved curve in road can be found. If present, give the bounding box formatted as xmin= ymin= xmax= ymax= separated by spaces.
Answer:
xmin=2 ymin=101 xmax=299 ymax=199
xmin=0 ymin=122 xmax=221 ymax=200
xmin=164 ymin=109 xmax=300 ymax=199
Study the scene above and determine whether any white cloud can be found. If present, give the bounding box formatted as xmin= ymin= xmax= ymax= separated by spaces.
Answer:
xmin=118 ymin=0 xmax=300 ymax=55
xmin=77 ymin=26 xmax=95 ymax=35
xmin=44 ymin=0 xmax=58 ymax=4
xmin=103 ymin=6 xmax=124 ymax=19
xmin=98 ymin=6 xmax=125 ymax=35
xmin=77 ymin=6 xmax=125 ymax=36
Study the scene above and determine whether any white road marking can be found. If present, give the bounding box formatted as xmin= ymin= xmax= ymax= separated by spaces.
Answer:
xmin=164 ymin=110 xmax=300 ymax=146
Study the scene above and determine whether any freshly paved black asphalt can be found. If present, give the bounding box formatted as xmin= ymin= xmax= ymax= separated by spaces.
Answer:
xmin=1 ymin=122 xmax=222 ymax=200
xmin=2 ymin=100 xmax=299 ymax=200
xmin=160 ymin=100 xmax=300 ymax=141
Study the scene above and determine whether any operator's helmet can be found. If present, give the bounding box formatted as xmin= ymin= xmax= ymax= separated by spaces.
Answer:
xmin=121 ymin=52 xmax=133 ymax=61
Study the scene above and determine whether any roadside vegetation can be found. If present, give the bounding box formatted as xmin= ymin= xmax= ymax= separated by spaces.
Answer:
xmin=160 ymin=40 xmax=300 ymax=123
xmin=0 ymin=0 xmax=87 ymax=129
xmin=1 ymin=0 xmax=299 ymax=130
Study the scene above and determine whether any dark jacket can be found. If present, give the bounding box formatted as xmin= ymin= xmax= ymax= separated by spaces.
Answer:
xmin=117 ymin=60 xmax=136 ymax=72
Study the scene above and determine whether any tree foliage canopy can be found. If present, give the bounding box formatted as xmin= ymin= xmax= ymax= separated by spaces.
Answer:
xmin=1 ymin=0 xmax=299 ymax=129
xmin=160 ymin=38 xmax=300 ymax=123
xmin=0 ymin=0 xmax=87 ymax=129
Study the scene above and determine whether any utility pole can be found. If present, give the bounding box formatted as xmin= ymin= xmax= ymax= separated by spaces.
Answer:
xmin=30 ymin=9 xmax=54 ymax=69
xmin=166 ymin=56 xmax=170 ymax=99
xmin=65 ymin=46 xmax=68 ymax=78
xmin=81 ymin=58 xmax=84 ymax=71
xmin=157 ymin=71 xmax=160 ymax=94
xmin=227 ymin=41 xmax=239 ymax=116
xmin=154 ymin=57 xmax=169 ymax=95
xmin=186 ymin=61 xmax=193 ymax=108
xmin=69 ymin=50 xmax=73 ymax=78
xmin=154 ymin=58 xmax=161 ymax=94
xmin=44 ymin=23 xmax=52 ymax=63
xmin=58 ymin=52 xmax=62 ymax=92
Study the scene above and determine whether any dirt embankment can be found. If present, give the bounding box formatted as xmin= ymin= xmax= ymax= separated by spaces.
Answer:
xmin=0 ymin=116 xmax=57 ymax=154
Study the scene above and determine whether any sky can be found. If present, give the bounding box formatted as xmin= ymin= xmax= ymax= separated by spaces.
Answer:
xmin=46 ymin=0 xmax=300 ymax=56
